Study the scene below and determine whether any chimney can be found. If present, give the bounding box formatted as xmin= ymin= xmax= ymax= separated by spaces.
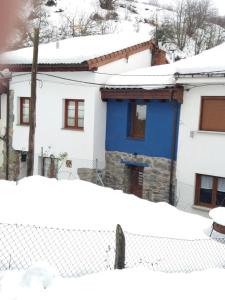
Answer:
xmin=151 ymin=48 xmax=168 ymax=66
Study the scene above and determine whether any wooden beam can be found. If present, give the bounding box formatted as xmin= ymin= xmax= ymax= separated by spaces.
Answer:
xmin=101 ymin=86 xmax=184 ymax=103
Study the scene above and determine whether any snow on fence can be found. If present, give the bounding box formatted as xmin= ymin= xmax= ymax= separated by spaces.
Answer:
xmin=0 ymin=223 xmax=225 ymax=277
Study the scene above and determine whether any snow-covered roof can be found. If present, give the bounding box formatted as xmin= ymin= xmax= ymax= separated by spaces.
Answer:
xmin=105 ymin=42 xmax=225 ymax=89
xmin=175 ymin=42 xmax=225 ymax=74
xmin=105 ymin=64 xmax=176 ymax=90
xmin=1 ymin=33 xmax=152 ymax=66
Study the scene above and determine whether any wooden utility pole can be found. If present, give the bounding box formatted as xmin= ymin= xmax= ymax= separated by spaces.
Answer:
xmin=27 ymin=28 xmax=39 ymax=176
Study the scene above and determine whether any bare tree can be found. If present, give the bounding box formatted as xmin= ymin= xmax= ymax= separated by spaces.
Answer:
xmin=155 ymin=0 xmax=225 ymax=54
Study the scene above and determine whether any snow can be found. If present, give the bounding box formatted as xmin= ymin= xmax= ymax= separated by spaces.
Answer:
xmin=105 ymin=41 xmax=225 ymax=88
xmin=175 ymin=42 xmax=225 ymax=74
xmin=0 ymin=176 xmax=212 ymax=239
xmin=209 ymin=207 xmax=225 ymax=227
xmin=105 ymin=63 xmax=176 ymax=89
xmin=0 ymin=176 xmax=224 ymax=299
xmin=1 ymin=265 xmax=225 ymax=300
xmin=0 ymin=33 xmax=151 ymax=65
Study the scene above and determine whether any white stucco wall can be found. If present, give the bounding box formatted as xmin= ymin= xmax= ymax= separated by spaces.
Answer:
xmin=176 ymin=84 xmax=225 ymax=216
xmin=10 ymin=49 xmax=152 ymax=179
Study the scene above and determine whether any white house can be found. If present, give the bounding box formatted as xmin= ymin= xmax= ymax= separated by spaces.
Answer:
xmin=0 ymin=33 xmax=165 ymax=180
xmin=102 ymin=42 xmax=225 ymax=216
xmin=174 ymin=44 xmax=225 ymax=216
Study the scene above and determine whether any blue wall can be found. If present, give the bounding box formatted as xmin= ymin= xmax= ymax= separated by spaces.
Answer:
xmin=105 ymin=99 xmax=181 ymax=160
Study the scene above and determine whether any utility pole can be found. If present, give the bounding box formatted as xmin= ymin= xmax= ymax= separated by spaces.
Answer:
xmin=27 ymin=28 xmax=39 ymax=176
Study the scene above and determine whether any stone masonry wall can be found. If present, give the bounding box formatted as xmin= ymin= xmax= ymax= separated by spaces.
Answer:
xmin=104 ymin=151 xmax=176 ymax=203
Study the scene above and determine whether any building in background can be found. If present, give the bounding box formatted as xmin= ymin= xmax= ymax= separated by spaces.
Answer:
xmin=101 ymin=42 xmax=225 ymax=216
xmin=101 ymin=64 xmax=183 ymax=203
xmin=0 ymin=33 xmax=165 ymax=181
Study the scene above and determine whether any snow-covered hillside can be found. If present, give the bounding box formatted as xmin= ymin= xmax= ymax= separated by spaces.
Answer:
xmin=47 ymin=0 xmax=171 ymax=35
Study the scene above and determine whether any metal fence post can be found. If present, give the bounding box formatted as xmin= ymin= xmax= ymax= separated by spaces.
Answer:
xmin=114 ymin=224 xmax=125 ymax=269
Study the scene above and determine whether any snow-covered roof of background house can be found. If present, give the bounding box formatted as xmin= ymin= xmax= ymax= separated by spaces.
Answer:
xmin=105 ymin=41 xmax=225 ymax=89
xmin=105 ymin=64 xmax=176 ymax=89
xmin=0 ymin=33 xmax=152 ymax=66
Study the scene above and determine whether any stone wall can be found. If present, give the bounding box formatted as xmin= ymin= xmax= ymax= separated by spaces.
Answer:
xmin=77 ymin=168 xmax=98 ymax=184
xmin=104 ymin=151 xmax=176 ymax=203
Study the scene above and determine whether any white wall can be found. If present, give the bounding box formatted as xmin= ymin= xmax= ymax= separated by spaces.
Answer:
xmin=176 ymin=84 xmax=225 ymax=216
xmin=11 ymin=49 xmax=152 ymax=179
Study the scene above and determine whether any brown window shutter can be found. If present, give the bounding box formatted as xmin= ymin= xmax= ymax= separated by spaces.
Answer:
xmin=200 ymin=97 xmax=225 ymax=132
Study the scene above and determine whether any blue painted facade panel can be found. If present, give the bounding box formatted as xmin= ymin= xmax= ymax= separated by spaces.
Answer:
xmin=105 ymin=99 xmax=181 ymax=160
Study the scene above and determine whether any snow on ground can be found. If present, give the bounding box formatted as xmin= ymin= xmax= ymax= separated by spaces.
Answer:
xmin=209 ymin=207 xmax=225 ymax=226
xmin=0 ymin=176 xmax=212 ymax=239
xmin=1 ymin=266 xmax=225 ymax=300
xmin=0 ymin=176 xmax=224 ymax=299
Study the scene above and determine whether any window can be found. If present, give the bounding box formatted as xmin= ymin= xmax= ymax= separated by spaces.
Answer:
xmin=130 ymin=103 xmax=147 ymax=139
xmin=64 ymin=99 xmax=84 ymax=130
xmin=200 ymin=97 xmax=225 ymax=132
xmin=20 ymin=97 xmax=30 ymax=125
xmin=195 ymin=174 xmax=225 ymax=208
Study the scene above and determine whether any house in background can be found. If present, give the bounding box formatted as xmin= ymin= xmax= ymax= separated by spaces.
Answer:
xmin=101 ymin=64 xmax=183 ymax=203
xmin=0 ymin=33 xmax=166 ymax=180
xmin=173 ymin=43 xmax=225 ymax=216
xmin=101 ymin=42 xmax=225 ymax=215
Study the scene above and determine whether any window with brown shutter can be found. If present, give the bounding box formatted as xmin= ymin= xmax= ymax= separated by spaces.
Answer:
xmin=200 ymin=97 xmax=225 ymax=132
xmin=64 ymin=99 xmax=84 ymax=130
xmin=20 ymin=97 xmax=31 ymax=125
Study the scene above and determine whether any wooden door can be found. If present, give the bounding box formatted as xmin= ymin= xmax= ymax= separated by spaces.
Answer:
xmin=129 ymin=166 xmax=144 ymax=198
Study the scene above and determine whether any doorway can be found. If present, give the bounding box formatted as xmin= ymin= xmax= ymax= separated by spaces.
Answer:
xmin=128 ymin=165 xmax=144 ymax=198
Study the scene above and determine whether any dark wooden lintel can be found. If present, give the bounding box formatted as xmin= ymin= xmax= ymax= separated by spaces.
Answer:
xmin=101 ymin=86 xmax=184 ymax=103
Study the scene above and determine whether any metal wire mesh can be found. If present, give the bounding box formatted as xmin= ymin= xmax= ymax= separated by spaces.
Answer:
xmin=0 ymin=223 xmax=115 ymax=277
xmin=1 ymin=222 xmax=225 ymax=277
xmin=125 ymin=231 xmax=225 ymax=273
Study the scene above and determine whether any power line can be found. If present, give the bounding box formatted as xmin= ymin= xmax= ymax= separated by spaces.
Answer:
xmin=11 ymin=69 xmax=225 ymax=78
xmin=36 ymin=72 xmax=176 ymax=87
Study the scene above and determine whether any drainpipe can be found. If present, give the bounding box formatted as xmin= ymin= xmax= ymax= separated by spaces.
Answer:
xmin=5 ymin=79 xmax=10 ymax=180
xmin=168 ymin=97 xmax=179 ymax=206
xmin=5 ymin=80 xmax=10 ymax=180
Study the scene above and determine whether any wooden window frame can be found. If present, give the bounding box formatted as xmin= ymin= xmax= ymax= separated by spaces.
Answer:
xmin=130 ymin=103 xmax=147 ymax=139
xmin=64 ymin=99 xmax=84 ymax=130
xmin=195 ymin=174 xmax=224 ymax=208
xmin=20 ymin=97 xmax=31 ymax=125
xmin=199 ymin=96 xmax=225 ymax=132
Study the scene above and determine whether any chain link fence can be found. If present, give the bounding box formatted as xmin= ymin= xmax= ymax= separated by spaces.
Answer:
xmin=0 ymin=223 xmax=115 ymax=277
xmin=125 ymin=231 xmax=225 ymax=272
xmin=0 ymin=222 xmax=225 ymax=277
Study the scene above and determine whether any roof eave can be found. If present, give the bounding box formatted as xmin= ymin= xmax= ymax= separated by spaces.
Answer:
xmin=100 ymin=85 xmax=184 ymax=103
xmin=0 ymin=62 xmax=90 ymax=72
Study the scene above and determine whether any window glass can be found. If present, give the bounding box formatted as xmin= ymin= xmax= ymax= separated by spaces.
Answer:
xmin=21 ymin=98 xmax=30 ymax=124
xmin=216 ymin=177 xmax=225 ymax=206
xmin=130 ymin=104 xmax=147 ymax=139
xmin=65 ymin=100 xmax=84 ymax=129
xmin=199 ymin=175 xmax=213 ymax=205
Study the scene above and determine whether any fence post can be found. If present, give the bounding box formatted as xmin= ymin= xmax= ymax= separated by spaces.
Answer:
xmin=114 ymin=224 xmax=125 ymax=269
